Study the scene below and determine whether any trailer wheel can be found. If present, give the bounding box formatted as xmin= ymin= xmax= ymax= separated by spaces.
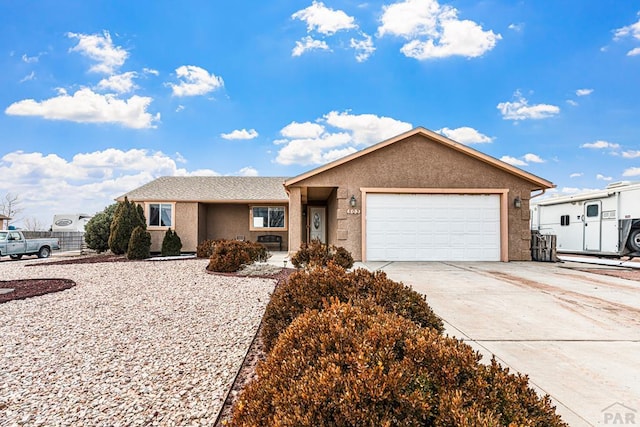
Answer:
xmin=38 ymin=246 xmax=51 ymax=258
xmin=9 ymin=254 xmax=23 ymax=260
xmin=627 ymin=229 xmax=640 ymax=252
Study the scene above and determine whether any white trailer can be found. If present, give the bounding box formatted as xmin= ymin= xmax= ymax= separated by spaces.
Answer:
xmin=52 ymin=213 xmax=93 ymax=232
xmin=531 ymin=182 xmax=640 ymax=257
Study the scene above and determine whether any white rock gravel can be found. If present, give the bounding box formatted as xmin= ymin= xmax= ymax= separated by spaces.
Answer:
xmin=0 ymin=258 xmax=275 ymax=426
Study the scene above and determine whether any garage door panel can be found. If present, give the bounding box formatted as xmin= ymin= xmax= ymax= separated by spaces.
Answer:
xmin=366 ymin=193 xmax=501 ymax=261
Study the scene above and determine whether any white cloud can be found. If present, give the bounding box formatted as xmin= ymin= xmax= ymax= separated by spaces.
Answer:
xmin=576 ymin=88 xmax=593 ymax=96
xmin=280 ymin=121 xmax=325 ymax=139
xmin=0 ymin=149 xmax=213 ymax=228
xmin=614 ymin=15 xmax=640 ymax=56
xmin=523 ymin=153 xmax=545 ymax=163
xmin=566 ymin=99 xmax=578 ymax=107
xmin=292 ymin=36 xmax=330 ymax=57
xmin=628 ymin=47 xmax=640 ymax=56
xmin=350 ymin=34 xmax=376 ymax=62
xmin=5 ymin=88 xmax=159 ymax=129
xmin=378 ymin=0 xmax=501 ymax=60
xmin=67 ymin=31 xmax=128 ymax=74
xmin=22 ymin=53 xmax=41 ymax=63
xmin=437 ymin=126 xmax=493 ymax=144
xmin=96 ymin=71 xmax=138 ymax=94
xmin=20 ymin=71 xmax=36 ymax=83
xmin=143 ymin=67 xmax=159 ymax=76
xmin=596 ymin=174 xmax=613 ymax=181
xmin=559 ymin=187 xmax=600 ymax=195
xmin=175 ymin=105 xmax=185 ymax=113
xmin=500 ymin=155 xmax=527 ymax=166
xmin=569 ymin=172 xmax=583 ymax=178
xmin=508 ymin=23 xmax=524 ymax=32
xmin=623 ymin=167 xmax=640 ymax=177
xmin=236 ymin=167 xmax=259 ymax=177
xmin=580 ymin=140 xmax=620 ymax=149
xmin=221 ymin=129 xmax=259 ymax=140
xmin=168 ymin=65 xmax=224 ymax=97
xmin=497 ymin=91 xmax=560 ymax=120
xmin=622 ymin=150 xmax=640 ymax=158
xmin=275 ymin=111 xmax=412 ymax=165
xmin=292 ymin=1 xmax=357 ymax=35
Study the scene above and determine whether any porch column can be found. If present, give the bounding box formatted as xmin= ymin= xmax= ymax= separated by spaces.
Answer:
xmin=288 ymin=186 xmax=302 ymax=256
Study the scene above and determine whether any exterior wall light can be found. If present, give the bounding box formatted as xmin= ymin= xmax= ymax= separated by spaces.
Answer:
xmin=350 ymin=195 xmax=357 ymax=207
xmin=514 ymin=196 xmax=522 ymax=209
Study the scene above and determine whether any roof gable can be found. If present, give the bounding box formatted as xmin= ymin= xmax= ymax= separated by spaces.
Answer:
xmin=119 ymin=176 xmax=289 ymax=202
xmin=285 ymin=127 xmax=555 ymax=190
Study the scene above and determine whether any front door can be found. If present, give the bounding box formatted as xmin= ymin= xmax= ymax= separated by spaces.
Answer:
xmin=308 ymin=207 xmax=326 ymax=244
xmin=583 ymin=201 xmax=601 ymax=251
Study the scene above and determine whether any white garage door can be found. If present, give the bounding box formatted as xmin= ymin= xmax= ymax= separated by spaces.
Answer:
xmin=366 ymin=193 xmax=501 ymax=261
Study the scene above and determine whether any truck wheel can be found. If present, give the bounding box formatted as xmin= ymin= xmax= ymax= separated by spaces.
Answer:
xmin=627 ymin=229 xmax=640 ymax=252
xmin=38 ymin=246 xmax=51 ymax=258
xmin=10 ymin=254 xmax=23 ymax=260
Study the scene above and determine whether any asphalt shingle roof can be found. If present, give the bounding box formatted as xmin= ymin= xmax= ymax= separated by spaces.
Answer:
xmin=119 ymin=176 xmax=289 ymax=202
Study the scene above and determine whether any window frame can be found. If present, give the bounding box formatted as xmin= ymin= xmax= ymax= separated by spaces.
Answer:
xmin=249 ymin=205 xmax=288 ymax=231
xmin=147 ymin=202 xmax=175 ymax=229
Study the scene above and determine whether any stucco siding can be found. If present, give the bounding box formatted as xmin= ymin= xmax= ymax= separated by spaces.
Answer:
xmin=175 ymin=202 xmax=199 ymax=252
xmin=204 ymin=203 xmax=288 ymax=250
xmin=290 ymin=135 xmax=538 ymax=261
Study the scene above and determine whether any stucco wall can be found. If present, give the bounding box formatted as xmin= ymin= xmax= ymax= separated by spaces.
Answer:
xmin=204 ymin=203 xmax=288 ymax=250
xmin=290 ymin=134 xmax=538 ymax=261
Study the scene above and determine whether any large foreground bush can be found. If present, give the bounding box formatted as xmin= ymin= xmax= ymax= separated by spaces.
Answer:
xmin=261 ymin=262 xmax=443 ymax=352
xmin=206 ymin=240 xmax=270 ymax=273
xmin=290 ymin=239 xmax=354 ymax=269
xmin=231 ymin=301 xmax=566 ymax=427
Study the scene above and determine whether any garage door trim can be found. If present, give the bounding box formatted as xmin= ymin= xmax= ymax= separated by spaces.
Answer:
xmin=361 ymin=188 xmax=509 ymax=262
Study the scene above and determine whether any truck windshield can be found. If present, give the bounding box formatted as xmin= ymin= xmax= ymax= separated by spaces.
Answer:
xmin=0 ymin=231 xmax=7 ymax=240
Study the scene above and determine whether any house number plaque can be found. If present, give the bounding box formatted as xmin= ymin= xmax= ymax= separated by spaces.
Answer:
xmin=347 ymin=209 xmax=361 ymax=215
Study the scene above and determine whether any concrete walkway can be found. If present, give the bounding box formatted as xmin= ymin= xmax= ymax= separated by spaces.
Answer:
xmin=356 ymin=260 xmax=640 ymax=427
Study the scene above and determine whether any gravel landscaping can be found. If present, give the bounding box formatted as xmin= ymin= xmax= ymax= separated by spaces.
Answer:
xmin=0 ymin=257 xmax=275 ymax=426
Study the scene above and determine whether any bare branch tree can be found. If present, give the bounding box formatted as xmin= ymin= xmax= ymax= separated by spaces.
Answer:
xmin=0 ymin=193 xmax=24 ymax=227
xmin=23 ymin=217 xmax=46 ymax=231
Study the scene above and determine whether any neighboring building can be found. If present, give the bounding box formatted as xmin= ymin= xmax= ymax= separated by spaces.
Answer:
xmin=120 ymin=127 xmax=555 ymax=261
xmin=0 ymin=214 xmax=10 ymax=230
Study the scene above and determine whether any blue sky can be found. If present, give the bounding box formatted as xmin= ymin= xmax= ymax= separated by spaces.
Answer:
xmin=1 ymin=0 xmax=639 ymax=229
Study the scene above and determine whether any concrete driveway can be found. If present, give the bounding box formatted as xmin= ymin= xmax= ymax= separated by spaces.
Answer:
xmin=358 ymin=260 xmax=640 ymax=427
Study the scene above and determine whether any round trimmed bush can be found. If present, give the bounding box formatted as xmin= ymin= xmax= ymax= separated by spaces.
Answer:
xmin=206 ymin=240 xmax=271 ymax=273
xmin=232 ymin=301 xmax=566 ymax=427
xmin=261 ymin=262 xmax=444 ymax=352
xmin=161 ymin=228 xmax=182 ymax=256
xmin=290 ymin=239 xmax=354 ymax=269
xmin=126 ymin=226 xmax=151 ymax=260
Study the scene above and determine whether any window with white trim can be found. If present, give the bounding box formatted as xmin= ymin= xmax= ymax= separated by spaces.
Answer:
xmin=149 ymin=203 xmax=172 ymax=227
xmin=251 ymin=206 xmax=286 ymax=230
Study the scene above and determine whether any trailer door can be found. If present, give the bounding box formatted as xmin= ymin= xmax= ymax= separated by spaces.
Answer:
xmin=583 ymin=201 xmax=602 ymax=251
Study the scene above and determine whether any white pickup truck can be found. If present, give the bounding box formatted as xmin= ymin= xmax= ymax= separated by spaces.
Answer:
xmin=0 ymin=230 xmax=60 ymax=260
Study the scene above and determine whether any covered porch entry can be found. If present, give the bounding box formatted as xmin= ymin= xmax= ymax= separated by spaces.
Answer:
xmin=288 ymin=185 xmax=357 ymax=256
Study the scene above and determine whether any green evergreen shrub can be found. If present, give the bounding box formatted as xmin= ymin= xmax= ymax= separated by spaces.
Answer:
xmin=161 ymin=228 xmax=182 ymax=256
xmin=84 ymin=203 xmax=117 ymax=253
xmin=206 ymin=240 xmax=271 ymax=273
xmin=261 ymin=262 xmax=443 ymax=352
xmin=231 ymin=301 xmax=566 ymax=427
xmin=290 ymin=239 xmax=354 ymax=269
xmin=196 ymin=239 xmax=217 ymax=258
xmin=126 ymin=226 xmax=151 ymax=260
xmin=108 ymin=197 xmax=146 ymax=255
